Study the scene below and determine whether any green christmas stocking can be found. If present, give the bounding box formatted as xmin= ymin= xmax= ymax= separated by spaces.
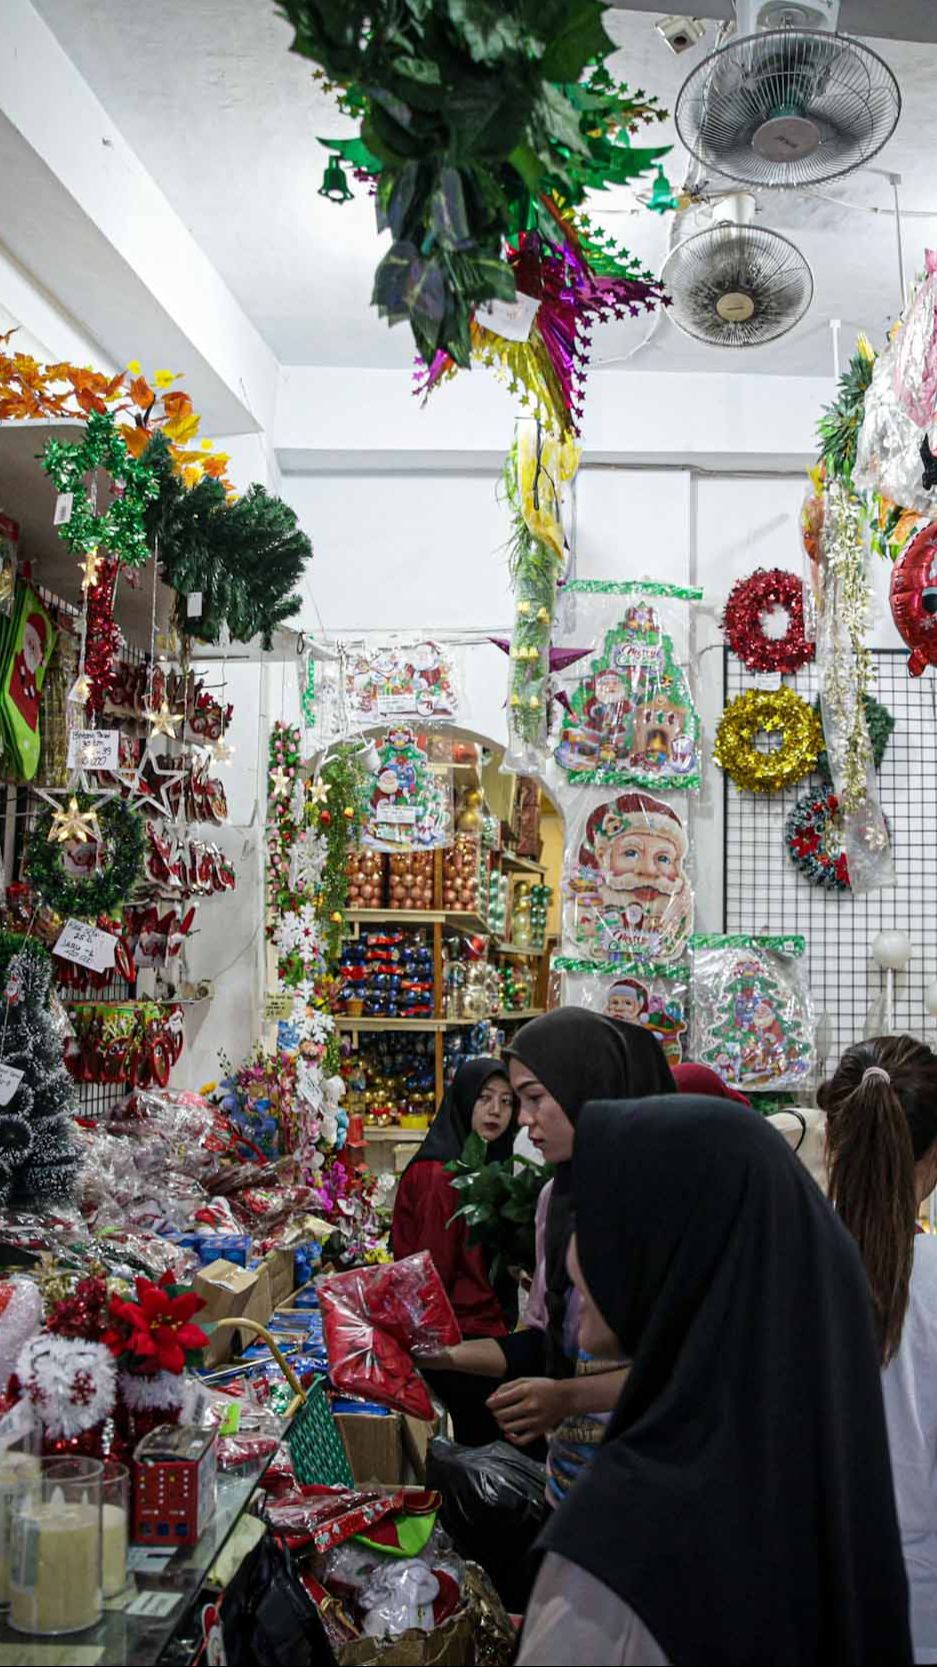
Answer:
xmin=0 ymin=587 xmax=57 ymax=779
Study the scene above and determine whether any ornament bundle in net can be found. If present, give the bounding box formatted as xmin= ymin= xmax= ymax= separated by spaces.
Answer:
xmin=690 ymin=936 xmax=814 ymax=1094
xmin=556 ymin=960 xmax=688 ymax=1066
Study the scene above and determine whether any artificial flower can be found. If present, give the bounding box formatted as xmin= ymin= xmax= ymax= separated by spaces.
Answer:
xmin=105 ymin=1272 xmax=207 ymax=1376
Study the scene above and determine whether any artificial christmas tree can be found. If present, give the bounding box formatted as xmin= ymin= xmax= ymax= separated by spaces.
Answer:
xmin=0 ymin=936 xmax=80 ymax=1207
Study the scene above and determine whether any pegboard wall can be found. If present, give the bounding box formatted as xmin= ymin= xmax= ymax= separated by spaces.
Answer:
xmin=723 ymin=648 xmax=937 ymax=1073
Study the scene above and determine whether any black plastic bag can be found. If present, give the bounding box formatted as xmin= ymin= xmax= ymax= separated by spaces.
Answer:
xmin=222 ymin=1530 xmax=335 ymax=1667
xmin=426 ymin=1438 xmax=548 ymax=1612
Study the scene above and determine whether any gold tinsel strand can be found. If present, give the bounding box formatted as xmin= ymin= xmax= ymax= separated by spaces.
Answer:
xmin=714 ymin=687 xmax=822 ymax=794
xmin=821 ymin=482 xmax=875 ymax=814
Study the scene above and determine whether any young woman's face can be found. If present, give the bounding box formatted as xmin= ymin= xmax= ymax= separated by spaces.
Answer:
xmin=471 ymin=1074 xmax=514 ymax=1144
xmin=509 ymin=1058 xmax=575 ymax=1164
xmin=568 ymin=1233 xmax=621 ymax=1359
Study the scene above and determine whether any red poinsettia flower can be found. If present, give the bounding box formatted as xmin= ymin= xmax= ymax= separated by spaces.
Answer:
xmin=835 ymin=852 xmax=850 ymax=885
xmin=104 ymin=1273 xmax=207 ymax=1375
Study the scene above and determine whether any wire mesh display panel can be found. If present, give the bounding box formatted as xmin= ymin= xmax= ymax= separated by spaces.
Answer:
xmin=723 ymin=648 xmax=937 ymax=1071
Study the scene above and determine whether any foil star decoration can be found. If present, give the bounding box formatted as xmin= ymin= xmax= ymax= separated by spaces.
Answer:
xmin=308 ymin=778 xmax=329 ymax=805
xmin=47 ymin=796 xmax=101 ymax=845
xmin=80 ymin=547 xmax=104 ymax=593
xmin=144 ymin=702 xmax=184 ymax=739
xmin=211 ymin=737 xmax=234 ymax=765
xmin=269 ymin=766 xmax=292 ymax=797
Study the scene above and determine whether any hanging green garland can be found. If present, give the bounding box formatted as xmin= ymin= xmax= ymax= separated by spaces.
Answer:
xmin=42 ymin=410 xmax=159 ymax=568
xmin=26 ymin=795 xmax=145 ymax=916
xmin=814 ymin=692 xmax=894 ymax=785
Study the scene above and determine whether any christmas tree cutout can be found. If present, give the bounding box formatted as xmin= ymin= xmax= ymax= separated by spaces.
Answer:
xmin=363 ymin=726 xmax=452 ymax=851
xmin=697 ymin=951 xmax=812 ymax=1091
xmin=0 ymin=938 xmax=80 ymax=1207
xmin=556 ymin=603 xmax=700 ymax=789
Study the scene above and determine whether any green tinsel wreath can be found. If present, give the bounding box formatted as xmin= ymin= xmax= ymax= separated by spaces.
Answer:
xmin=814 ymin=694 xmax=894 ymax=786
xmin=42 ymin=409 xmax=159 ymax=568
xmin=26 ymin=795 xmax=145 ymax=916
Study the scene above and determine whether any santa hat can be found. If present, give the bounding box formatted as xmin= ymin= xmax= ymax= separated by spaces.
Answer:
xmin=584 ymin=792 xmax=688 ymax=861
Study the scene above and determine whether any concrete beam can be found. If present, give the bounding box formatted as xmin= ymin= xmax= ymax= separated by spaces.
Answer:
xmin=0 ymin=0 xmax=278 ymax=436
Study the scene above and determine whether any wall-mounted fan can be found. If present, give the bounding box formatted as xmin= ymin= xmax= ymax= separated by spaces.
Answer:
xmin=661 ymin=194 xmax=813 ymax=347
xmin=675 ymin=0 xmax=900 ymax=189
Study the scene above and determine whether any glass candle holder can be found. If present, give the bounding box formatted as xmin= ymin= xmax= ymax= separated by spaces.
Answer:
xmin=0 ymin=1426 xmax=40 ymax=1608
xmin=10 ymin=1455 xmax=102 ymax=1636
xmin=101 ymin=1460 xmax=129 ymax=1599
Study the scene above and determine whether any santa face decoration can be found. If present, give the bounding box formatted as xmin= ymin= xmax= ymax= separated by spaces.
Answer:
xmin=565 ymin=790 xmax=693 ymax=966
xmin=890 ymin=522 xmax=937 ymax=677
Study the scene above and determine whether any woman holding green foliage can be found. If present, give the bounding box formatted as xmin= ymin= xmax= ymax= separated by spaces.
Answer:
xmin=391 ymin=1056 xmax=518 ymax=1444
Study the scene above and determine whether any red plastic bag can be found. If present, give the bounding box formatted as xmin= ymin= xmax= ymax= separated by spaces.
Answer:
xmin=319 ymin=1252 xmax=461 ymax=1357
xmin=319 ymin=1287 xmax=436 ymax=1419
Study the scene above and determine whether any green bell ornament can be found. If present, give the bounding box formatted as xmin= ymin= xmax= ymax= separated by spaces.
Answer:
xmin=319 ymin=157 xmax=353 ymax=203
xmin=647 ymin=167 xmax=678 ymax=214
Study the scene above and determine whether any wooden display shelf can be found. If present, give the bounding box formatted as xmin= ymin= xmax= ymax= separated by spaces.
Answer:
xmin=498 ymin=851 xmax=546 ymax=875
xmin=334 ymin=1015 xmax=475 ymax=1032
xmin=498 ymin=941 xmax=544 ymax=957
xmin=360 ymin=1126 xmax=427 ymax=1143
xmin=496 ymin=1008 xmax=544 ymax=1022
xmin=346 ymin=908 xmax=490 ymax=934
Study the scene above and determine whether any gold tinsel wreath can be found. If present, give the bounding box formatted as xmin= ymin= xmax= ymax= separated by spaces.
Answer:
xmin=714 ymin=687 xmax=822 ymax=794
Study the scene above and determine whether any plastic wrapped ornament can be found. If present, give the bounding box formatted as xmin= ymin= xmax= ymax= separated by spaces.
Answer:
xmin=890 ymin=521 xmax=937 ymax=676
xmin=855 ymin=338 xmax=936 ymax=515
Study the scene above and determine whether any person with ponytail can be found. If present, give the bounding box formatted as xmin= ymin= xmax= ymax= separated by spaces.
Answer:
xmin=821 ymin=1035 xmax=937 ymax=1664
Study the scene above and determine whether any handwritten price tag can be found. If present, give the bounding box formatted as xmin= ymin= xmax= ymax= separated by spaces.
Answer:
xmin=0 ymin=1064 xmax=25 ymax=1107
xmin=264 ymin=993 xmax=294 ymax=1021
xmin=67 ymin=728 xmax=120 ymax=771
xmin=54 ymin=918 xmax=117 ymax=974
xmin=476 ymin=293 xmax=540 ymax=343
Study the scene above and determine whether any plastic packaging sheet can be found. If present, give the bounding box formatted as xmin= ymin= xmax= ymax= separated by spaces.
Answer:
xmin=690 ymin=935 xmax=815 ymax=1094
xmin=319 ymin=1252 xmax=461 ymax=1420
xmin=855 ymin=336 xmax=936 ymax=514
xmin=893 ymin=251 xmax=937 ymax=430
xmin=561 ymin=786 xmax=694 ymax=968
xmin=556 ymin=960 xmax=689 ymax=1066
xmin=360 ymin=727 xmax=453 ymax=852
xmin=553 ymin=584 xmax=702 ymax=792
xmin=343 ymin=641 xmax=460 ymax=724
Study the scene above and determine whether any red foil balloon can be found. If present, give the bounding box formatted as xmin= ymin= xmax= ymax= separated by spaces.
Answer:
xmin=890 ymin=522 xmax=937 ymax=677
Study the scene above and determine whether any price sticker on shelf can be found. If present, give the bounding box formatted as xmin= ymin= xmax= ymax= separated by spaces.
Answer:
xmin=54 ymin=918 xmax=117 ymax=974
xmin=264 ymin=992 xmax=294 ymax=1021
xmin=67 ymin=728 xmax=120 ymax=771
xmin=0 ymin=1065 xmax=24 ymax=1108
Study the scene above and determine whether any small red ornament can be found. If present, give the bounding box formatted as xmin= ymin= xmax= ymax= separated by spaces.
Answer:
xmin=723 ymin=567 xmax=814 ymax=675
xmin=320 ymin=810 xmax=332 ymax=827
xmin=890 ymin=521 xmax=937 ymax=677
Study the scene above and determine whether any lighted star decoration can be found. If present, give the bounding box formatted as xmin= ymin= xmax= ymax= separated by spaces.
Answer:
xmin=47 ymin=796 xmax=101 ymax=845
xmin=144 ymin=702 xmax=184 ymax=740
xmin=211 ymin=736 xmax=234 ymax=766
xmin=269 ymin=766 xmax=292 ymax=797
xmin=80 ymin=547 xmax=104 ymax=593
xmin=308 ymin=778 xmax=329 ymax=805
xmin=68 ymin=674 xmax=91 ymax=707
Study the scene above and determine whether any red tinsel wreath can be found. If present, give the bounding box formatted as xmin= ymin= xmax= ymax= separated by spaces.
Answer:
xmin=722 ymin=567 xmax=815 ymax=675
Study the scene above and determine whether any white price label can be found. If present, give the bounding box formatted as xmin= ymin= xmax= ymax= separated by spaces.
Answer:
xmin=54 ymin=918 xmax=118 ymax=973
xmin=187 ymin=591 xmax=204 ymax=619
xmin=751 ymin=670 xmax=783 ymax=691
xmin=0 ymin=1064 xmax=25 ymax=1107
xmin=67 ymin=728 xmax=120 ymax=771
xmin=53 ymin=491 xmax=74 ymax=526
xmin=476 ymin=292 xmax=540 ymax=343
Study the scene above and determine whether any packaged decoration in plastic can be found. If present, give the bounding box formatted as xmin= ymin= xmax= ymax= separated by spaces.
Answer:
xmin=893 ymin=251 xmax=937 ymax=430
xmin=361 ymin=728 xmax=453 ymax=852
xmin=690 ymin=935 xmax=815 ymax=1093
xmin=318 ymin=1253 xmax=461 ymax=1420
xmin=855 ymin=334 xmax=936 ymax=515
xmin=555 ymin=586 xmax=702 ymax=790
xmin=344 ymin=641 xmax=459 ymax=722
xmin=562 ymin=789 xmax=693 ymax=967
xmin=556 ymin=959 xmax=688 ymax=1066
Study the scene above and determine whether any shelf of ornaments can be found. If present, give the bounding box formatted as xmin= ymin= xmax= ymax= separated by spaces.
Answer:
xmin=0 ymin=418 xmax=302 ymax=662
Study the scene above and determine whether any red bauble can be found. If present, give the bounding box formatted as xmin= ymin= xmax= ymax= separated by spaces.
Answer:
xmin=319 ymin=810 xmax=332 ymax=827
xmin=723 ymin=568 xmax=815 ymax=674
xmin=890 ymin=521 xmax=937 ymax=677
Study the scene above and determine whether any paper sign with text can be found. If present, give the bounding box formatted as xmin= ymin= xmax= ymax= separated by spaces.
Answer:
xmin=264 ymin=992 xmax=294 ymax=1021
xmin=54 ymin=919 xmax=118 ymax=973
xmin=0 ymin=1065 xmax=25 ymax=1107
xmin=67 ymin=729 xmax=120 ymax=771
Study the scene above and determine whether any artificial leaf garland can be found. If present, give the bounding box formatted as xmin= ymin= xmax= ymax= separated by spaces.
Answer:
xmin=42 ymin=409 xmax=159 ymax=569
xmin=27 ymin=794 xmax=145 ymax=916
xmin=714 ymin=687 xmax=822 ymax=794
xmin=274 ymin=1 xmax=670 ymax=380
xmin=815 ymin=692 xmax=894 ymax=785
xmin=817 ymin=337 xmax=876 ymax=486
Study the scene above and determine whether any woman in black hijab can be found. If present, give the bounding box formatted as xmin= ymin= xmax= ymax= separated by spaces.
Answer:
xmin=392 ymin=1056 xmax=516 ymax=1444
xmin=424 ymin=1009 xmax=675 ymax=1473
xmin=519 ymin=1095 xmax=912 ymax=1666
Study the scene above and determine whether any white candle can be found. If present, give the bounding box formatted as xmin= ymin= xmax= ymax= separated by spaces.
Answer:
xmin=10 ymin=1491 xmax=101 ymax=1635
xmin=0 ymin=1452 xmax=39 ymax=1606
xmin=101 ymin=1500 xmax=127 ymax=1599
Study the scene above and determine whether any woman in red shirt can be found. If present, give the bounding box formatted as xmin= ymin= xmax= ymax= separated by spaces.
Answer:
xmin=392 ymin=1055 xmax=516 ymax=1443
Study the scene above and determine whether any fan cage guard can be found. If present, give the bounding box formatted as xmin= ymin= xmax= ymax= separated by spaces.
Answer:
xmin=675 ymin=28 xmax=901 ymax=190
xmin=662 ymin=222 xmax=814 ymax=347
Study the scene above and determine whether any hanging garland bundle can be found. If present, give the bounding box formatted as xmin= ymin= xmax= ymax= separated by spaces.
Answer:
xmin=785 ymin=790 xmax=850 ymax=891
xmin=41 ymin=410 xmax=159 ymax=568
xmin=817 ymin=337 xmax=876 ymax=485
xmin=274 ymin=2 xmax=669 ymax=379
xmin=815 ymin=692 xmax=894 ymax=785
xmin=722 ymin=568 xmax=814 ymax=675
xmin=714 ymin=687 xmax=822 ymax=794
xmin=143 ymin=435 xmax=310 ymax=649
xmin=84 ymin=557 xmax=121 ymax=717
xmin=27 ymin=795 xmax=145 ymax=916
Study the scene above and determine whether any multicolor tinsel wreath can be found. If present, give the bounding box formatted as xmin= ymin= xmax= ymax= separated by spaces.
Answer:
xmin=815 ymin=693 xmax=894 ymax=785
xmin=27 ymin=794 xmax=145 ymax=915
xmin=714 ymin=688 xmax=822 ymax=794
xmin=785 ymin=790 xmax=851 ymax=891
xmin=41 ymin=408 xmax=159 ymax=569
xmin=722 ymin=568 xmax=814 ymax=674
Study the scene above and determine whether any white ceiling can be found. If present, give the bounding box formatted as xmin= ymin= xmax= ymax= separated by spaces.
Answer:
xmin=30 ymin=0 xmax=937 ymax=378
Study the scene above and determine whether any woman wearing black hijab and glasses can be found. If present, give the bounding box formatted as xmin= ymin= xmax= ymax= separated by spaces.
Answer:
xmin=423 ymin=1009 xmax=676 ymax=1496
xmin=519 ymin=1094 xmax=912 ymax=1666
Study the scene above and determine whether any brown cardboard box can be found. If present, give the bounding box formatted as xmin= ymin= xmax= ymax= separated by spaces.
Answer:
xmin=263 ymin=1247 xmax=296 ymax=1308
xmin=335 ymin=1411 xmax=403 ymax=1486
xmin=194 ymin=1259 xmax=273 ymax=1367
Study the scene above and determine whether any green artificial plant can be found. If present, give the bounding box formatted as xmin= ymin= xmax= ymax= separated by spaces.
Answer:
xmin=446 ymin=1131 xmax=552 ymax=1278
